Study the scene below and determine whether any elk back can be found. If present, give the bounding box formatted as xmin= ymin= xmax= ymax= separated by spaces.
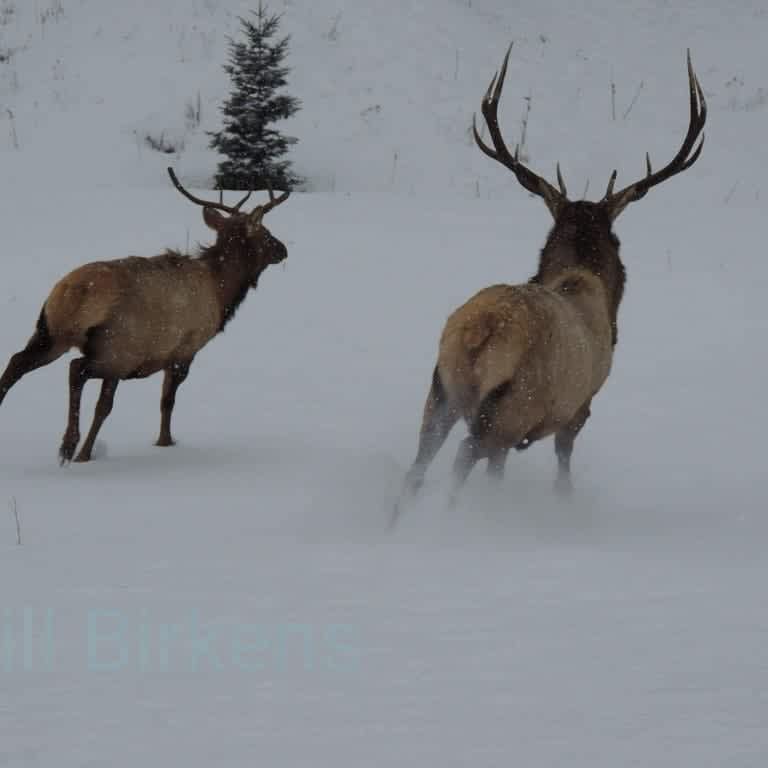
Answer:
xmin=43 ymin=255 xmax=220 ymax=377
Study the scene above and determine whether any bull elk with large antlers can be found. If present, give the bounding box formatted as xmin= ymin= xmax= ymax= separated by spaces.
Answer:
xmin=0 ymin=168 xmax=290 ymax=463
xmin=393 ymin=47 xmax=706 ymax=523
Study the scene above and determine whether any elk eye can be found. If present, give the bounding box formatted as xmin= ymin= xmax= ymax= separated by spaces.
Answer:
xmin=559 ymin=277 xmax=582 ymax=293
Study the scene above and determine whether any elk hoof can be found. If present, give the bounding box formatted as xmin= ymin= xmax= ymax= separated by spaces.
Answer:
xmin=59 ymin=433 xmax=80 ymax=465
xmin=155 ymin=436 xmax=176 ymax=447
xmin=73 ymin=451 xmax=92 ymax=463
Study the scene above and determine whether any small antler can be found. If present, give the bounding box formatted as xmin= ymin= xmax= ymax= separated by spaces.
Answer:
xmin=473 ymin=43 xmax=567 ymax=215
xmin=260 ymin=179 xmax=290 ymax=215
xmin=603 ymin=50 xmax=707 ymax=218
xmin=167 ymin=168 xmax=253 ymax=214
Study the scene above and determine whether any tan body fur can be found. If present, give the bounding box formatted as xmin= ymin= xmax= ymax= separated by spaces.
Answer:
xmin=44 ymin=256 xmax=221 ymax=379
xmin=438 ymin=270 xmax=613 ymax=449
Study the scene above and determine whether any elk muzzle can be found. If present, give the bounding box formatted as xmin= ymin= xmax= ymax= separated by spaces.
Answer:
xmin=271 ymin=240 xmax=288 ymax=264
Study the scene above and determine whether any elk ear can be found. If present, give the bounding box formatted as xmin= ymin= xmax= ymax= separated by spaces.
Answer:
xmin=202 ymin=207 xmax=227 ymax=231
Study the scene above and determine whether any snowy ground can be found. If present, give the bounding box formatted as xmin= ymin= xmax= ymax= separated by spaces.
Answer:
xmin=1 ymin=1 xmax=768 ymax=766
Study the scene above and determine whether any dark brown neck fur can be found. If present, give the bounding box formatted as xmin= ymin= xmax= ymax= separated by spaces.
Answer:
xmin=529 ymin=202 xmax=626 ymax=345
xmin=198 ymin=219 xmax=270 ymax=331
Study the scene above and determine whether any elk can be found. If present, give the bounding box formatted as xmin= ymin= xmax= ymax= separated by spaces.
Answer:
xmin=0 ymin=168 xmax=290 ymax=463
xmin=393 ymin=47 xmax=706 ymax=523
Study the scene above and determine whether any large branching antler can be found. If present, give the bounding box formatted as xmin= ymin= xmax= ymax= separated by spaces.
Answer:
xmin=167 ymin=168 xmax=253 ymax=214
xmin=473 ymin=43 xmax=567 ymax=215
xmin=602 ymin=50 xmax=707 ymax=219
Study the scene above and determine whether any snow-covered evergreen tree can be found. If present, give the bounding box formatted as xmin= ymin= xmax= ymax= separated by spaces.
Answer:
xmin=209 ymin=3 xmax=301 ymax=190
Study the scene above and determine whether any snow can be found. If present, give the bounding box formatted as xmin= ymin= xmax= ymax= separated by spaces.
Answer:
xmin=1 ymin=1 xmax=768 ymax=766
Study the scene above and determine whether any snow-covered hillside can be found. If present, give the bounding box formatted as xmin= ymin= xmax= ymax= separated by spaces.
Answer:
xmin=1 ymin=2 xmax=768 ymax=766
xmin=1 ymin=0 xmax=766 ymax=198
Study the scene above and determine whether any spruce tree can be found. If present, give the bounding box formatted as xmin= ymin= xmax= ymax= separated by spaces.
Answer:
xmin=209 ymin=3 xmax=302 ymax=191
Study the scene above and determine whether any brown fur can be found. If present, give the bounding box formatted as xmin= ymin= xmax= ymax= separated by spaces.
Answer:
xmin=439 ymin=266 xmax=614 ymax=441
xmin=0 ymin=193 xmax=289 ymax=463
xmin=531 ymin=202 xmax=626 ymax=346
xmin=42 ymin=255 xmax=222 ymax=378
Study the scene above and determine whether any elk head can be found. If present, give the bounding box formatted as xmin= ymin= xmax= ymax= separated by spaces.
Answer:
xmin=167 ymin=167 xmax=290 ymax=283
xmin=473 ymin=45 xmax=706 ymax=223
xmin=473 ymin=46 xmax=706 ymax=345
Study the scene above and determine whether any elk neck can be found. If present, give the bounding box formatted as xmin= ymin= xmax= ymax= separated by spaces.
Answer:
xmin=529 ymin=202 xmax=626 ymax=346
xmin=199 ymin=226 xmax=265 ymax=331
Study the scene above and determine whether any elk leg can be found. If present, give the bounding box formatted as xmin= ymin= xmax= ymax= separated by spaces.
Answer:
xmin=448 ymin=436 xmax=482 ymax=507
xmin=554 ymin=400 xmax=592 ymax=494
xmin=401 ymin=385 xmax=458 ymax=493
xmin=0 ymin=317 xmax=64 ymax=406
xmin=59 ymin=358 xmax=93 ymax=464
xmin=74 ymin=378 xmax=118 ymax=463
xmin=391 ymin=367 xmax=458 ymax=526
xmin=487 ymin=446 xmax=510 ymax=483
xmin=156 ymin=361 xmax=191 ymax=447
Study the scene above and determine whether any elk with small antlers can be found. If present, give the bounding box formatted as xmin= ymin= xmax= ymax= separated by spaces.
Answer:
xmin=0 ymin=168 xmax=291 ymax=463
xmin=393 ymin=47 xmax=706 ymax=522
